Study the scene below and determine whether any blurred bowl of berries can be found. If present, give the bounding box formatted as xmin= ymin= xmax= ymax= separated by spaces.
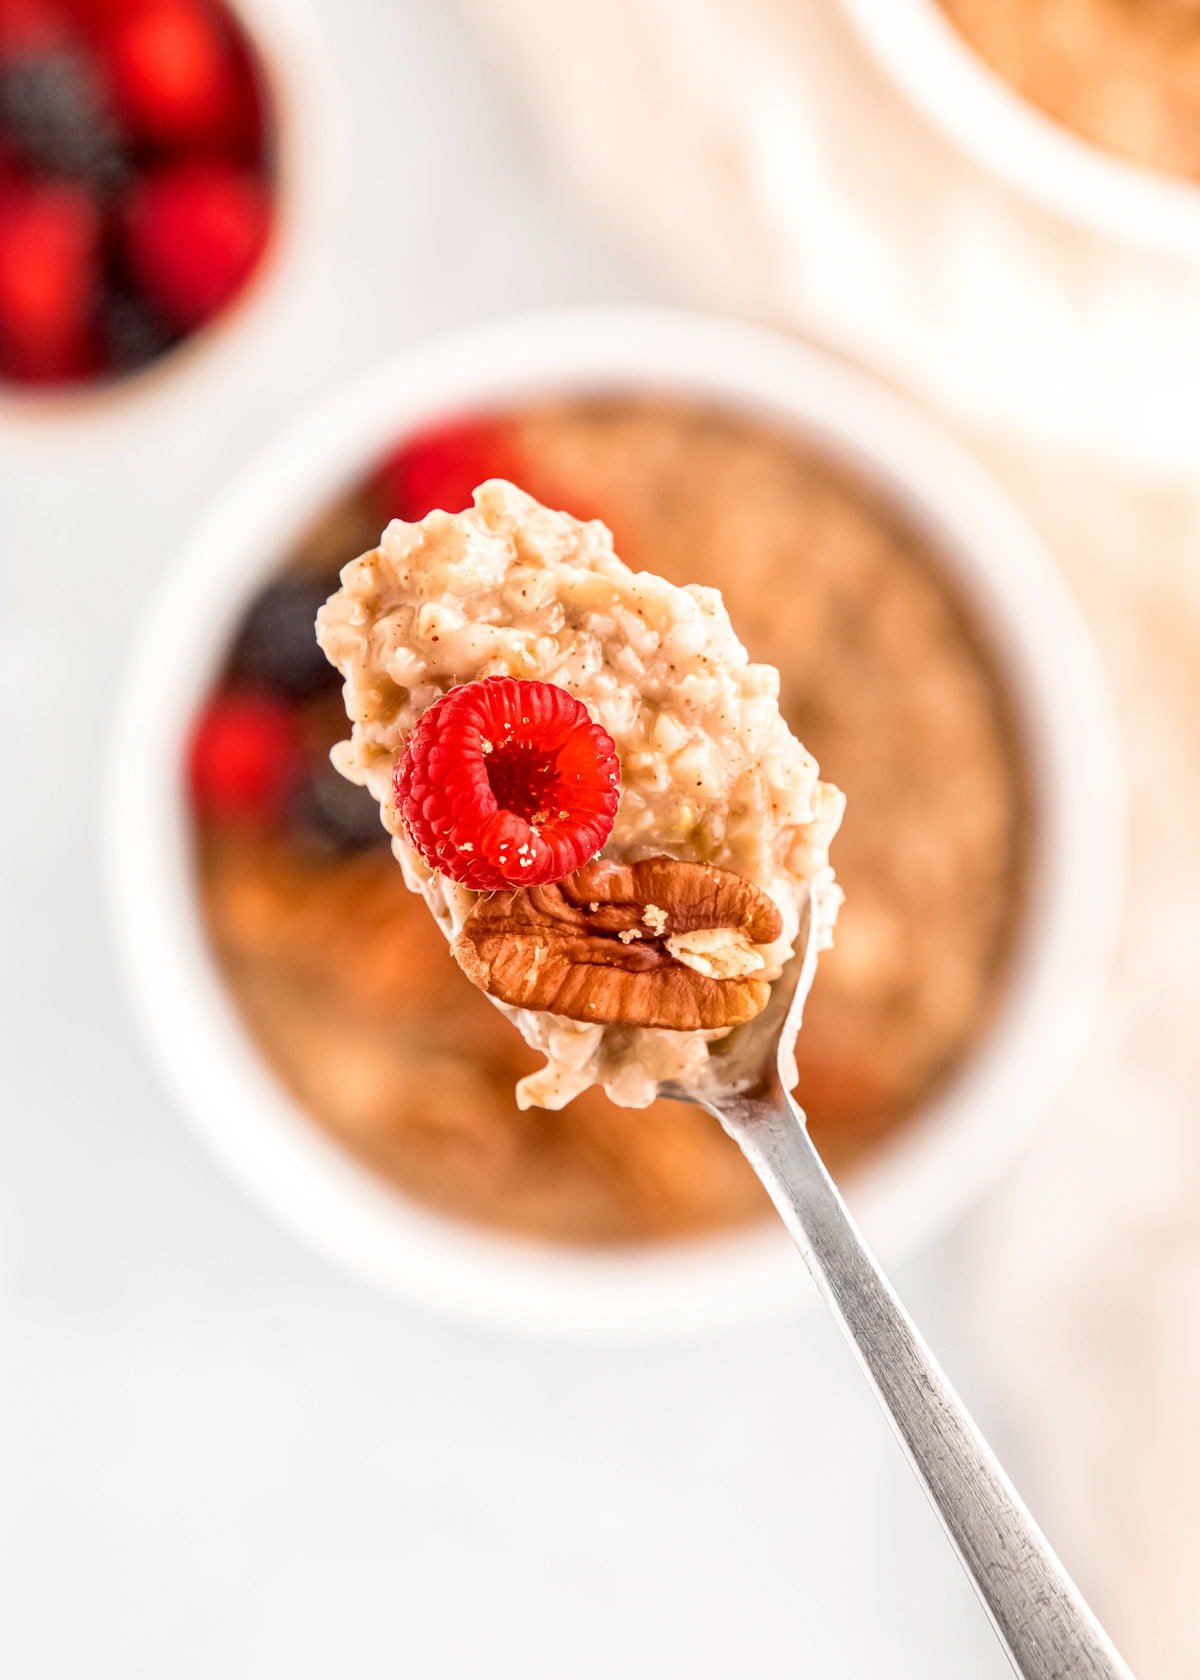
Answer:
xmin=107 ymin=308 xmax=1123 ymax=1337
xmin=0 ymin=0 xmax=323 ymax=399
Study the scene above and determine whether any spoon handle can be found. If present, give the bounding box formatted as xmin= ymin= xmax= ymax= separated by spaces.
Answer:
xmin=723 ymin=1089 xmax=1133 ymax=1680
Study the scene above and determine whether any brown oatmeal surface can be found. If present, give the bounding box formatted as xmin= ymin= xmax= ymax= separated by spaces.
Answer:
xmin=939 ymin=0 xmax=1200 ymax=181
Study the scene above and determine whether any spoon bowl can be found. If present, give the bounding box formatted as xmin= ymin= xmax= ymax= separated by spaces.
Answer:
xmin=661 ymin=892 xmax=821 ymax=1110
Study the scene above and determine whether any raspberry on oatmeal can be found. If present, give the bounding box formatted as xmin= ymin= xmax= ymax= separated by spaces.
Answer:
xmin=395 ymin=676 xmax=619 ymax=890
xmin=316 ymin=480 xmax=843 ymax=1110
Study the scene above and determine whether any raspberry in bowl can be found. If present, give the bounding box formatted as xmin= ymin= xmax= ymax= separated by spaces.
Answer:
xmin=0 ymin=0 xmax=277 ymax=390
xmin=108 ymin=310 xmax=1123 ymax=1335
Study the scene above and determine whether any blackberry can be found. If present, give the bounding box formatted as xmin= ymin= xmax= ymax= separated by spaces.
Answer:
xmin=292 ymin=763 xmax=389 ymax=855
xmin=100 ymin=288 xmax=179 ymax=373
xmin=0 ymin=51 xmax=127 ymax=192
xmin=228 ymin=575 xmax=338 ymax=699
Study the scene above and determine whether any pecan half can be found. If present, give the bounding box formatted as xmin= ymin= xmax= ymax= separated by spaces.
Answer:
xmin=451 ymin=857 xmax=784 ymax=1030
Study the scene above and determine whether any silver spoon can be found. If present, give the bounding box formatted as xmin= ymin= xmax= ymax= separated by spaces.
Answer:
xmin=665 ymin=894 xmax=1134 ymax=1680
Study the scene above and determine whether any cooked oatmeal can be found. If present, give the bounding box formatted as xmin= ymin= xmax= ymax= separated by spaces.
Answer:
xmin=192 ymin=395 xmax=1027 ymax=1245
xmin=316 ymin=482 xmax=844 ymax=1110
xmin=939 ymin=0 xmax=1200 ymax=181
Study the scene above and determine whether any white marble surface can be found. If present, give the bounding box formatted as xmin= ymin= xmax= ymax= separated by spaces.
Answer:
xmin=0 ymin=1 xmax=1074 ymax=1674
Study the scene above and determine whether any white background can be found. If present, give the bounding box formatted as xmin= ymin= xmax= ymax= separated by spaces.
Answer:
xmin=1 ymin=2 xmax=1076 ymax=1673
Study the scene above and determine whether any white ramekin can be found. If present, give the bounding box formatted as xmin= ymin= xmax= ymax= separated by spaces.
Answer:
xmin=0 ymin=0 xmax=334 ymax=434
xmin=837 ymin=0 xmax=1200 ymax=260
xmin=105 ymin=308 xmax=1125 ymax=1339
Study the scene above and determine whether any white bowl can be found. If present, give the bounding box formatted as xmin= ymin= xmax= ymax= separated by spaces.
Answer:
xmin=838 ymin=0 xmax=1200 ymax=260
xmin=105 ymin=307 xmax=1125 ymax=1339
xmin=0 ymin=0 xmax=334 ymax=432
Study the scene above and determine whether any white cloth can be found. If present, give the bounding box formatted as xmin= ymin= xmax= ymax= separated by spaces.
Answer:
xmin=969 ymin=454 xmax=1200 ymax=1679
xmin=467 ymin=0 xmax=1200 ymax=481
xmin=464 ymin=4 xmax=1200 ymax=1672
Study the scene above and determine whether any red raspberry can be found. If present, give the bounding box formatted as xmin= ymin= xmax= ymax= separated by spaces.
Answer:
xmin=0 ymin=179 xmax=100 ymax=382
xmin=375 ymin=417 xmax=523 ymax=523
xmin=395 ymin=677 xmax=620 ymax=891
xmin=124 ymin=159 xmax=270 ymax=328
xmin=0 ymin=0 xmax=68 ymax=56
xmin=99 ymin=0 xmax=245 ymax=147
xmin=188 ymin=691 xmax=300 ymax=826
